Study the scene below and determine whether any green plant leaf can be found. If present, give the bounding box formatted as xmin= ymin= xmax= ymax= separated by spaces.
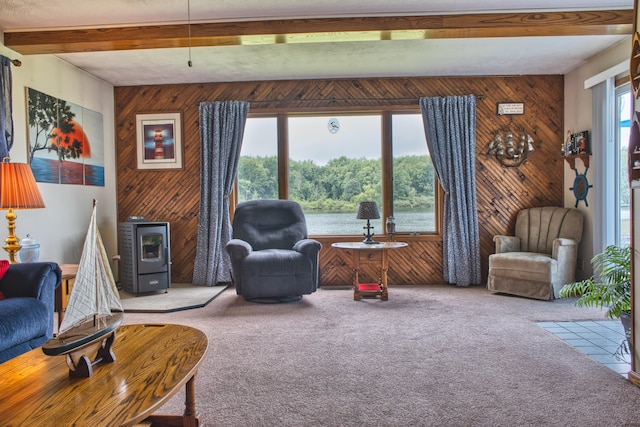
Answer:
xmin=558 ymin=245 xmax=630 ymax=319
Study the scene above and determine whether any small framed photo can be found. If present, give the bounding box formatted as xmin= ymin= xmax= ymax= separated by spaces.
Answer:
xmin=136 ymin=112 xmax=183 ymax=170
xmin=564 ymin=130 xmax=590 ymax=156
xmin=572 ymin=130 xmax=590 ymax=155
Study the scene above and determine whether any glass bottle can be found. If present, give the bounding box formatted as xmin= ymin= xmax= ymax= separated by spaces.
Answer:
xmin=386 ymin=216 xmax=395 ymax=241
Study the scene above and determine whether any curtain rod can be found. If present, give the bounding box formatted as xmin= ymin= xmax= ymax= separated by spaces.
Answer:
xmin=0 ymin=55 xmax=21 ymax=67
xmin=248 ymin=94 xmax=485 ymax=104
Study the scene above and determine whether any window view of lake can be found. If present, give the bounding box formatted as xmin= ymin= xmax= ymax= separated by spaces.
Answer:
xmin=304 ymin=209 xmax=435 ymax=235
xmin=239 ymin=114 xmax=438 ymax=236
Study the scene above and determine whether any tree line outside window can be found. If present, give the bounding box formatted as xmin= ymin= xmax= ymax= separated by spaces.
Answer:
xmin=237 ymin=113 xmax=438 ymax=236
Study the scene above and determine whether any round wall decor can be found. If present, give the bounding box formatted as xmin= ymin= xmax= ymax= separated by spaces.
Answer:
xmin=570 ymin=168 xmax=592 ymax=207
xmin=327 ymin=118 xmax=340 ymax=134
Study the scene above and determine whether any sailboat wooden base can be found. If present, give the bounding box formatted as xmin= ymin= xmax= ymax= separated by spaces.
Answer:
xmin=43 ymin=312 xmax=123 ymax=378
xmin=65 ymin=328 xmax=116 ymax=378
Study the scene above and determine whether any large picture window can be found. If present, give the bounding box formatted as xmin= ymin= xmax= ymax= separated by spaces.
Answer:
xmin=391 ymin=114 xmax=436 ymax=233
xmin=237 ymin=117 xmax=278 ymax=201
xmin=289 ymin=115 xmax=382 ymax=235
xmin=238 ymin=111 xmax=439 ymax=237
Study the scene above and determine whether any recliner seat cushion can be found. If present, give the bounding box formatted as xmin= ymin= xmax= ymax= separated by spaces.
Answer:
xmin=240 ymin=250 xmax=314 ymax=299
xmin=242 ymin=249 xmax=312 ymax=277
xmin=488 ymin=252 xmax=556 ymax=283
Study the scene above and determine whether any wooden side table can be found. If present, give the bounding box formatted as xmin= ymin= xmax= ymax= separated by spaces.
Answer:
xmin=331 ymin=242 xmax=408 ymax=301
xmin=55 ymin=263 xmax=78 ymax=331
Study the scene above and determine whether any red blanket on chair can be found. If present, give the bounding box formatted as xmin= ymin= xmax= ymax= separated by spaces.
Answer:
xmin=0 ymin=260 xmax=9 ymax=299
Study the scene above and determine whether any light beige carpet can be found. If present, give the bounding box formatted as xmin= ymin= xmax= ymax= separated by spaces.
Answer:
xmin=118 ymin=283 xmax=228 ymax=313
xmin=121 ymin=285 xmax=640 ymax=426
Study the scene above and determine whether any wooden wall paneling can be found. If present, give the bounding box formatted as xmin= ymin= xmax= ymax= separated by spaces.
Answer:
xmin=115 ymin=75 xmax=563 ymax=286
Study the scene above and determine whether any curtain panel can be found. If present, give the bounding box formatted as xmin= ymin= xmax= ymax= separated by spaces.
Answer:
xmin=0 ymin=56 xmax=13 ymax=159
xmin=193 ymin=100 xmax=250 ymax=286
xmin=420 ymin=95 xmax=481 ymax=286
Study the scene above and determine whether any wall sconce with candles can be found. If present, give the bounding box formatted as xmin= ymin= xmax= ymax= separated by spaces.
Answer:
xmin=486 ymin=101 xmax=534 ymax=168
xmin=486 ymin=127 xmax=534 ymax=168
xmin=356 ymin=201 xmax=380 ymax=244
xmin=0 ymin=160 xmax=45 ymax=263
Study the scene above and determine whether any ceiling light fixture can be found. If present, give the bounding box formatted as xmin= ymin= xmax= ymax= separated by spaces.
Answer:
xmin=187 ymin=0 xmax=193 ymax=67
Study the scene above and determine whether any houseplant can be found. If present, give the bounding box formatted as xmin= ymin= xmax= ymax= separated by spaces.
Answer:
xmin=559 ymin=245 xmax=631 ymax=353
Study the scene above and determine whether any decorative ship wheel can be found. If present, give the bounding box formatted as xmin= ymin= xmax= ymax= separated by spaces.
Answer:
xmin=569 ymin=167 xmax=592 ymax=207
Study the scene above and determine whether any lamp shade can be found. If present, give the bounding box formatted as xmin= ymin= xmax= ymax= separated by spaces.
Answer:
xmin=356 ymin=201 xmax=380 ymax=220
xmin=0 ymin=163 xmax=45 ymax=210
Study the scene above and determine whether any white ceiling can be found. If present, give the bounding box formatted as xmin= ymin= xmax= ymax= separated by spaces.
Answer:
xmin=0 ymin=0 xmax=634 ymax=86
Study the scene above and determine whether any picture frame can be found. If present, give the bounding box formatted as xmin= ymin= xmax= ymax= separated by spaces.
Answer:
xmin=572 ymin=130 xmax=590 ymax=155
xmin=26 ymin=87 xmax=105 ymax=186
xmin=496 ymin=102 xmax=525 ymax=116
xmin=136 ymin=112 xmax=183 ymax=170
xmin=564 ymin=130 xmax=591 ymax=156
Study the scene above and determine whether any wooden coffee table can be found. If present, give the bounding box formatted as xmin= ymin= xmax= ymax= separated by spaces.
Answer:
xmin=0 ymin=323 xmax=208 ymax=426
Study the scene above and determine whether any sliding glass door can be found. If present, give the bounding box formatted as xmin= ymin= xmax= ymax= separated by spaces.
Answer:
xmin=616 ymin=84 xmax=631 ymax=247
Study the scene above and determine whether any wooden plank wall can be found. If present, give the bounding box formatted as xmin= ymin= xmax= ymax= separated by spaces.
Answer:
xmin=114 ymin=75 xmax=563 ymax=285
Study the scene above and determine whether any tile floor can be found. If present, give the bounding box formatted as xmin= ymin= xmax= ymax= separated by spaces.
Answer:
xmin=537 ymin=320 xmax=630 ymax=376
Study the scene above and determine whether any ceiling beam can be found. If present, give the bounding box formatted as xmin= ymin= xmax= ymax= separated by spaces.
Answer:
xmin=4 ymin=10 xmax=633 ymax=55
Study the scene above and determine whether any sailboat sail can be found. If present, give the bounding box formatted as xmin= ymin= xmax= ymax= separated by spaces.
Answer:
xmin=59 ymin=202 xmax=123 ymax=334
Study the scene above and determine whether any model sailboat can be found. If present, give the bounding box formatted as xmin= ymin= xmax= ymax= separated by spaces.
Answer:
xmin=42 ymin=200 xmax=124 ymax=378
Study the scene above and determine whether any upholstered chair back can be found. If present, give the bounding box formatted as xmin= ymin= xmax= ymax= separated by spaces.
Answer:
xmin=232 ymin=199 xmax=308 ymax=251
xmin=514 ymin=207 xmax=583 ymax=254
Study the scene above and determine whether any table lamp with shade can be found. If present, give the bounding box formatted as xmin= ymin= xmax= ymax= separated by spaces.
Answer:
xmin=0 ymin=161 xmax=45 ymax=263
xmin=356 ymin=201 xmax=380 ymax=244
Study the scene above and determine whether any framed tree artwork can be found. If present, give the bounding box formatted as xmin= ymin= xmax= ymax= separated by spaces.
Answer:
xmin=26 ymin=87 xmax=104 ymax=186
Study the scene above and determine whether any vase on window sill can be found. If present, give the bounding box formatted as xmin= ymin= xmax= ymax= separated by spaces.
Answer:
xmin=386 ymin=216 xmax=395 ymax=241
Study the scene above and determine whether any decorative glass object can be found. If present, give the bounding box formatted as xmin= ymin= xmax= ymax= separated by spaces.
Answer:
xmin=386 ymin=216 xmax=396 ymax=241
xmin=18 ymin=234 xmax=40 ymax=263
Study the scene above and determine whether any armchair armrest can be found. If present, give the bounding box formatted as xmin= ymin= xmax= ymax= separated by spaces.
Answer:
xmin=0 ymin=262 xmax=61 ymax=340
xmin=552 ymin=238 xmax=579 ymax=289
xmin=225 ymin=239 xmax=253 ymax=259
xmin=552 ymin=238 xmax=578 ymax=260
xmin=493 ymin=235 xmax=520 ymax=254
xmin=293 ymin=239 xmax=322 ymax=257
xmin=0 ymin=262 xmax=61 ymax=300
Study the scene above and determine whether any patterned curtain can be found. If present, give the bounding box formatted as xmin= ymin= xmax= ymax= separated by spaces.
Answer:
xmin=419 ymin=95 xmax=481 ymax=286
xmin=193 ymin=101 xmax=250 ymax=286
xmin=0 ymin=56 xmax=13 ymax=160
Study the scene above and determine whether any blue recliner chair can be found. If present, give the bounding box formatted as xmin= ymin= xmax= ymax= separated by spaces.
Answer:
xmin=0 ymin=262 xmax=62 ymax=363
xmin=225 ymin=200 xmax=322 ymax=302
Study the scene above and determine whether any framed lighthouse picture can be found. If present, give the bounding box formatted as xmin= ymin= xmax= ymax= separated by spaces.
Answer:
xmin=135 ymin=112 xmax=183 ymax=170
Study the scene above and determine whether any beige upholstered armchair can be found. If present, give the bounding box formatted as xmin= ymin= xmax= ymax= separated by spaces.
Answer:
xmin=487 ymin=207 xmax=583 ymax=301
